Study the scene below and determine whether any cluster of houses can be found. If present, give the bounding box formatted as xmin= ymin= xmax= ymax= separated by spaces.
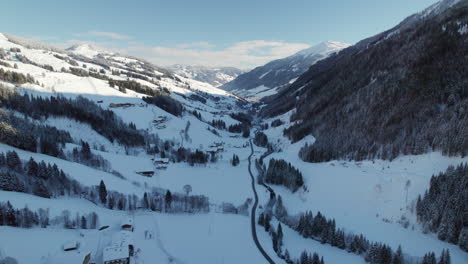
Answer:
xmin=152 ymin=115 xmax=168 ymax=129
xmin=206 ymin=142 xmax=224 ymax=154
xmin=135 ymin=157 xmax=170 ymax=178
xmin=68 ymin=218 xmax=135 ymax=264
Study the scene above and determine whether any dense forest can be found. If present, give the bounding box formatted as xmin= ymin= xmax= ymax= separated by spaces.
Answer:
xmin=0 ymin=151 xmax=81 ymax=198
xmin=0 ymin=86 xmax=144 ymax=146
xmin=143 ymin=95 xmax=183 ymax=117
xmin=0 ymin=109 xmax=71 ymax=157
xmin=262 ymin=2 xmax=467 ymax=162
xmin=265 ymin=159 xmax=304 ymax=192
xmin=416 ymin=163 xmax=467 ymax=251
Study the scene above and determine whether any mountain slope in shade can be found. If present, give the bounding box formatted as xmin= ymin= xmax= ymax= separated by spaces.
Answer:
xmin=170 ymin=64 xmax=244 ymax=87
xmin=220 ymin=41 xmax=350 ymax=99
xmin=261 ymin=0 xmax=467 ymax=162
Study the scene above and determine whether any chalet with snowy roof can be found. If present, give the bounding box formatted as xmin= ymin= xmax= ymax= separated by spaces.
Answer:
xmin=136 ymin=170 xmax=154 ymax=177
xmin=155 ymin=165 xmax=167 ymax=170
xmin=103 ymin=231 xmax=134 ymax=264
xmin=153 ymin=157 xmax=170 ymax=165
xmin=121 ymin=217 xmax=134 ymax=231
xmin=63 ymin=240 xmax=79 ymax=251
xmin=206 ymin=146 xmax=219 ymax=154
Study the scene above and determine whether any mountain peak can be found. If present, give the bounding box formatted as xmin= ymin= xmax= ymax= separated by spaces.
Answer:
xmin=295 ymin=40 xmax=350 ymax=58
xmin=67 ymin=43 xmax=102 ymax=58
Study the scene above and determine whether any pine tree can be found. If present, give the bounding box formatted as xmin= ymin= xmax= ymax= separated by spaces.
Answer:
xmin=277 ymin=223 xmax=284 ymax=246
xmin=392 ymin=245 xmax=404 ymax=264
xmin=264 ymin=213 xmax=271 ymax=232
xmin=27 ymin=158 xmax=38 ymax=176
xmin=312 ymin=253 xmax=320 ymax=264
xmin=275 ymin=195 xmax=288 ymax=219
xmin=284 ymin=249 xmax=291 ymax=263
xmin=258 ymin=213 xmax=265 ymax=226
xmin=99 ymin=180 xmax=107 ymax=205
xmin=81 ymin=216 xmax=87 ymax=229
xmin=143 ymin=192 xmax=149 ymax=209
xmin=165 ymin=190 xmax=172 ymax=210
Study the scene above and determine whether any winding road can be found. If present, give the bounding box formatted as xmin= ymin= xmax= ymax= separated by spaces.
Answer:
xmin=248 ymin=139 xmax=276 ymax=264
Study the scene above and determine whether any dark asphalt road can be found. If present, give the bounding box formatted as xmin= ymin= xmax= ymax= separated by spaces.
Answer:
xmin=248 ymin=139 xmax=276 ymax=264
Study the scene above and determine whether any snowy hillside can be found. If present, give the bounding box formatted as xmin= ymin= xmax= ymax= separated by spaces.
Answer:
xmin=220 ymin=41 xmax=350 ymax=99
xmin=170 ymin=64 xmax=243 ymax=87
xmin=0 ymin=1 xmax=467 ymax=263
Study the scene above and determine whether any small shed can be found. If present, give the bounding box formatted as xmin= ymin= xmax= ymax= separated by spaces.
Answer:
xmin=63 ymin=241 xmax=79 ymax=251
xmin=136 ymin=171 xmax=154 ymax=177
xmin=153 ymin=158 xmax=169 ymax=165
xmin=121 ymin=217 xmax=134 ymax=231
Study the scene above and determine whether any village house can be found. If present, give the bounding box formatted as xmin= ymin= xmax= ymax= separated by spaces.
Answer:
xmin=103 ymin=231 xmax=134 ymax=264
xmin=121 ymin=217 xmax=134 ymax=231
xmin=153 ymin=157 xmax=170 ymax=165
xmin=63 ymin=240 xmax=79 ymax=251
xmin=136 ymin=170 xmax=155 ymax=177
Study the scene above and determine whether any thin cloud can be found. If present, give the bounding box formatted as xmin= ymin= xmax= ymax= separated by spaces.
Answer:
xmin=117 ymin=40 xmax=310 ymax=69
xmin=48 ymin=36 xmax=310 ymax=69
xmin=73 ymin=31 xmax=131 ymax=40
xmin=176 ymin=41 xmax=215 ymax=49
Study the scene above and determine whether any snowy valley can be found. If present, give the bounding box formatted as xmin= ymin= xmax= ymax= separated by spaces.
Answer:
xmin=0 ymin=1 xmax=467 ymax=264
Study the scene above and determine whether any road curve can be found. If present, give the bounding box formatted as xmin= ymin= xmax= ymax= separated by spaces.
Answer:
xmin=248 ymin=139 xmax=276 ymax=264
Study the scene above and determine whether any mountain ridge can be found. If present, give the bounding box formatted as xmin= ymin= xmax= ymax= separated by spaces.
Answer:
xmin=220 ymin=40 xmax=349 ymax=99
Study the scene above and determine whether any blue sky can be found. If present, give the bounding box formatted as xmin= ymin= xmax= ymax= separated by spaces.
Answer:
xmin=2 ymin=0 xmax=439 ymax=68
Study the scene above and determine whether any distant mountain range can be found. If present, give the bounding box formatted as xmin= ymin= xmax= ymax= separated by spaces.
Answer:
xmin=170 ymin=64 xmax=244 ymax=87
xmin=220 ymin=41 xmax=350 ymax=99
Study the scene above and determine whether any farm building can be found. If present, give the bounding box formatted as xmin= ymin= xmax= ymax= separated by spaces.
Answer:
xmin=121 ymin=217 xmax=134 ymax=231
xmin=206 ymin=146 xmax=219 ymax=154
xmin=155 ymin=165 xmax=167 ymax=170
xmin=152 ymin=116 xmax=168 ymax=124
xmin=153 ymin=158 xmax=169 ymax=165
xmin=136 ymin=170 xmax=154 ymax=177
xmin=103 ymin=231 xmax=134 ymax=264
xmin=63 ymin=241 xmax=79 ymax=251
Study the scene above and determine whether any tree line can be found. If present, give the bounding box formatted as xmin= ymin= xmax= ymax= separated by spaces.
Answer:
xmin=416 ymin=163 xmax=467 ymax=251
xmin=259 ymin=208 xmax=325 ymax=264
xmin=0 ymin=108 xmax=71 ymax=157
xmin=0 ymin=201 xmax=99 ymax=230
xmin=0 ymin=149 xmax=210 ymax=215
xmin=271 ymin=194 xmax=452 ymax=264
xmin=0 ymin=68 xmax=35 ymax=84
xmin=0 ymin=151 xmax=81 ymax=198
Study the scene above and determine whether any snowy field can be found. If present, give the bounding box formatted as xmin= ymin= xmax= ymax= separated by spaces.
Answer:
xmin=257 ymin=112 xmax=468 ymax=263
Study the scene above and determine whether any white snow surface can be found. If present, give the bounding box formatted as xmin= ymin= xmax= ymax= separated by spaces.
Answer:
xmin=0 ymin=32 xmax=466 ymax=264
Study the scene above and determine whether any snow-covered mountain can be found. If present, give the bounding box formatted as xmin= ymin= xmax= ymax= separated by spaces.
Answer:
xmin=170 ymin=64 xmax=244 ymax=87
xmin=0 ymin=0 xmax=467 ymax=263
xmin=220 ymin=41 xmax=350 ymax=99
xmin=66 ymin=44 xmax=103 ymax=58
